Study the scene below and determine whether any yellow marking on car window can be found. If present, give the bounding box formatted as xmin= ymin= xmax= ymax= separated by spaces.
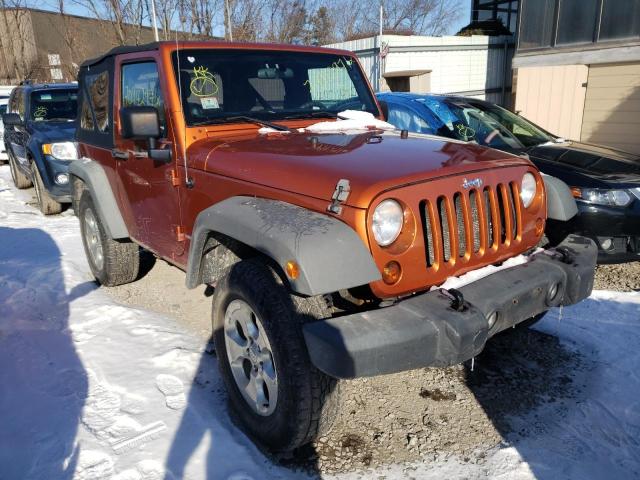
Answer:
xmin=189 ymin=66 xmax=219 ymax=97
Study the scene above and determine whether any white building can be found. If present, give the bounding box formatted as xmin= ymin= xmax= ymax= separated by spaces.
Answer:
xmin=325 ymin=34 xmax=515 ymax=106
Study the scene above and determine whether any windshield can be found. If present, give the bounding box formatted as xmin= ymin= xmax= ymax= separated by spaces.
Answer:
xmin=416 ymin=97 xmax=525 ymax=151
xmin=172 ymin=49 xmax=378 ymax=126
xmin=30 ymin=89 xmax=78 ymax=122
xmin=467 ymin=101 xmax=554 ymax=148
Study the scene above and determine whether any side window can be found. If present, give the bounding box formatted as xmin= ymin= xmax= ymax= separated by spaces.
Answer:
xmin=121 ymin=62 xmax=165 ymax=133
xmin=81 ymin=71 xmax=109 ymax=132
xmin=9 ymin=89 xmax=24 ymax=119
xmin=387 ymin=103 xmax=431 ymax=134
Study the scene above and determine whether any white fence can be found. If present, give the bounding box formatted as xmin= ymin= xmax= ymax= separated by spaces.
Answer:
xmin=325 ymin=34 xmax=515 ymax=107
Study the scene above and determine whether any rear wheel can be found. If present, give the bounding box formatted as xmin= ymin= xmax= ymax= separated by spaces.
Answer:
xmin=8 ymin=151 xmax=31 ymax=189
xmin=31 ymin=162 xmax=62 ymax=215
xmin=212 ymin=259 xmax=339 ymax=451
xmin=79 ymin=189 xmax=140 ymax=286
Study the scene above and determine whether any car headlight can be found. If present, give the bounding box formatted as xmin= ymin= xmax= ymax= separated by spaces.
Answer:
xmin=520 ymin=172 xmax=537 ymax=208
xmin=42 ymin=142 xmax=78 ymax=160
xmin=571 ymin=187 xmax=633 ymax=207
xmin=372 ymin=199 xmax=404 ymax=246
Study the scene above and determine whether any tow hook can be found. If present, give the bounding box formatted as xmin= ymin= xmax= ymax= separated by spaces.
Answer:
xmin=440 ymin=288 xmax=465 ymax=312
xmin=555 ymin=246 xmax=574 ymax=264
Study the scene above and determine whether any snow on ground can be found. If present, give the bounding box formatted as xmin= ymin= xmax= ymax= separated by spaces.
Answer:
xmin=0 ymin=164 xmax=639 ymax=480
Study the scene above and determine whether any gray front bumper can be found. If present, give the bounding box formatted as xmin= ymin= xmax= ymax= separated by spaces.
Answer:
xmin=303 ymin=235 xmax=597 ymax=379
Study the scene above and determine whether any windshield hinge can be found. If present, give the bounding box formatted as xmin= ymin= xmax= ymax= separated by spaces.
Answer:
xmin=175 ymin=225 xmax=186 ymax=242
xmin=327 ymin=179 xmax=351 ymax=215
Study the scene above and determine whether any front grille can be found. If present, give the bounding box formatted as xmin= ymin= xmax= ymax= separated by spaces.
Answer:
xmin=421 ymin=183 xmax=521 ymax=268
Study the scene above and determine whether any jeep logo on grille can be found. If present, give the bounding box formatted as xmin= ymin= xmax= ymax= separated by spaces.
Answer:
xmin=462 ymin=178 xmax=483 ymax=189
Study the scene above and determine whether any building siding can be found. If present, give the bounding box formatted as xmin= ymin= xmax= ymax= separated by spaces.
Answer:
xmin=514 ymin=64 xmax=588 ymax=141
xmin=581 ymin=63 xmax=640 ymax=155
xmin=325 ymin=35 xmax=514 ymax=106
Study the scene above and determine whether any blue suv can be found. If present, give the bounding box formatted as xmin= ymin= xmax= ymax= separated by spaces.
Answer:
xmin=2 ymin=83 xmax=78 ymax=214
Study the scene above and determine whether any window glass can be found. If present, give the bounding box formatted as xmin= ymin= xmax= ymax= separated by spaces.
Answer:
xmin=30 ymin=89 xmax=77 ymax=122
xmin=0 ymin=104 xmax=6 ymax=115
xmin=82 ymin=71 xmax=109 ymax=132
xmin=557 ymin=0 xmax=598 ymax=45
xmin=518 ymin=0 xmax=556 ymax=49
xmin=599 ymin=0 xmax=640 ymax=41
xmin=248 ymin=77 xmax=283 ymax=110
xmin=121 ymin=62 xmax=165 ymax=130
xmin=416 ymin=98 xmax=525 ymax=150
xmin=386 ymin=103 xmax=433 ymax=134
xmin=9 ymin=89 xmax=24 ymax=119
xmin=173 ymin=49 xmax=377 ymax=126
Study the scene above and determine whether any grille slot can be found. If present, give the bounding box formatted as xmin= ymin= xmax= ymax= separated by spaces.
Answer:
xmin=421 ymin=182 xmax=522 ymax=269
xmin=438 ymin=197 xmax=451 ymax=262
xmin=454 ymin=193 xmax=466 ymax=257
xmin=469 ymin=190 xmax=481 ymax=252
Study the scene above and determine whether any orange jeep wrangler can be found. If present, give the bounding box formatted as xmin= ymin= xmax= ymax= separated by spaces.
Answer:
xmin=69 ymin=41 xmax=596 ymax=451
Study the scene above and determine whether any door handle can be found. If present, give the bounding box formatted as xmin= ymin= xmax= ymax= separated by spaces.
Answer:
xmin=111 ymin=149 xmax=129 ymax=160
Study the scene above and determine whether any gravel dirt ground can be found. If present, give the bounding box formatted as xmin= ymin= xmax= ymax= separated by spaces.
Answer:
xmin=103 ymin=255 xmax=629 ymax=476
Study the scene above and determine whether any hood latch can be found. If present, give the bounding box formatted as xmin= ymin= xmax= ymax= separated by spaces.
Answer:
xmin=327 ymin=179 xmax=351 ymax=215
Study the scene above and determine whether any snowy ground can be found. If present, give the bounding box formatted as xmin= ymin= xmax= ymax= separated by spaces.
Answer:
xmin=0 ymin=164 xmax=639 ymax=480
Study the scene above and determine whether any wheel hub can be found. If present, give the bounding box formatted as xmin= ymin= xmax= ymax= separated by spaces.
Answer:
xmin=83 ymin=208 xmax=104 ymax=271
xmin=224 ymin=299 xmax=278 ymax=416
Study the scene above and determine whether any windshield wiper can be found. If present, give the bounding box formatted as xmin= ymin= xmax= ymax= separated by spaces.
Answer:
xmin=190 ymin=115 xmax=290 ymax=131
xmin=225 ymin=116 xmax=290 ymax=131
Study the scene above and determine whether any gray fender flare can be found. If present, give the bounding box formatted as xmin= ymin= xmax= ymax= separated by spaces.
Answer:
xmin=186 ymin=196 xmax=382 ymax=296
xmin=542 ymin=174 xmax=578 ymax=221
xmin=68 ymin=158 xmax=130 ymax=239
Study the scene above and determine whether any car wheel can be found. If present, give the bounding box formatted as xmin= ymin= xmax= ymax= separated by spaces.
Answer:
xmin=31 ymin=162 xmax=62 ymax=215
xmin=8 ymin=151 xmax=32 ymax=189
xmin=79 ymin=189 xmax=140 ymax=286
xmin=212 ymin=259 xmax=340 ymax=451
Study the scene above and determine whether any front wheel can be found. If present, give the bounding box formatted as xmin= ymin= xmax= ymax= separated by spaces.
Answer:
xmin=31 ymin=163 xmax=62 ymax=215
xmin=8 ymin=152 xmax=32 ymax=189
xmin=212 ymin=259 xmax=339 ymax=451
xmin=78 ymin=189 xmax=140 ymax=286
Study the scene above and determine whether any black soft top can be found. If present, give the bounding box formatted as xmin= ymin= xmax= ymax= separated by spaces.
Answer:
xmin=81 ymin=42 xmax=159 ymax=68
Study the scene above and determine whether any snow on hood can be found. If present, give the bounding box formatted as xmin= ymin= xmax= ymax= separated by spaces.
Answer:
xmin=258 ymin=110 xmax=396 ymax=135
xmin=305 ymin=110 xmax=396 ymax=134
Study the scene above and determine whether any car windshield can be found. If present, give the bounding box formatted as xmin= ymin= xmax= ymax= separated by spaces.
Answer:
xmin=172 ymin=49 xmax=378 ymax=126
xmin=466 ymin=101 xmax=554 ymax=148
xmin=30 ymin=89 xmax=78 ymax=122
xmin=416 ymin=97 xmax=525 ymax=151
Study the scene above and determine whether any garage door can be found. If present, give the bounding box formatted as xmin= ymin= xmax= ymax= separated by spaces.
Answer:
xmin=581 ymin=63 xmax=640 ymax=155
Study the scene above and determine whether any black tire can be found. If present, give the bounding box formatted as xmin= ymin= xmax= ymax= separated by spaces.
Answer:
xmin=78 ymin=189 xmax=140 ymax=286
xmin=31 ymin=162 xmax=62 ymax=215
xmin=8 ymin=151 xmax=32 ymax=189
xmin=212 ymin=259 xmax=340 ymax=451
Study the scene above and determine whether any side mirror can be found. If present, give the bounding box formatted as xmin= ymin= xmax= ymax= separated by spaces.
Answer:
xmin=2 ymin=113 xmax=22 ymax=127
xmin=378 ymin=100 xmax=389 ymax=121
xmin=120 ymin=106 xmax=161 ymax=139
xmin=120 ymin=106 xmax=171 ymax=163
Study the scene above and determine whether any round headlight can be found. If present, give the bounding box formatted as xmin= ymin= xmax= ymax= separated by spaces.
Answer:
xmin=520 ymin=172 xmax=537 ymax=208
xmin=372 ymin=199 xmax=403 ymax=246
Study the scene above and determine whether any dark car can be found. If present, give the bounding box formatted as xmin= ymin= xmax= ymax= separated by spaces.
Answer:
xmin=378 ymin=92 xmax=640 ymax=262
xmin=2 ymin=82 xmax=78 ymax=214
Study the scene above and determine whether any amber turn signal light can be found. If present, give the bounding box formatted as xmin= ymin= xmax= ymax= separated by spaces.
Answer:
xmin=382 ymin=261 xmax=402 ymax=285
xmin=285 ymin=260 xmax=300 ymax=280
xmin=570 ymin=187 xmax=582 ymax=198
